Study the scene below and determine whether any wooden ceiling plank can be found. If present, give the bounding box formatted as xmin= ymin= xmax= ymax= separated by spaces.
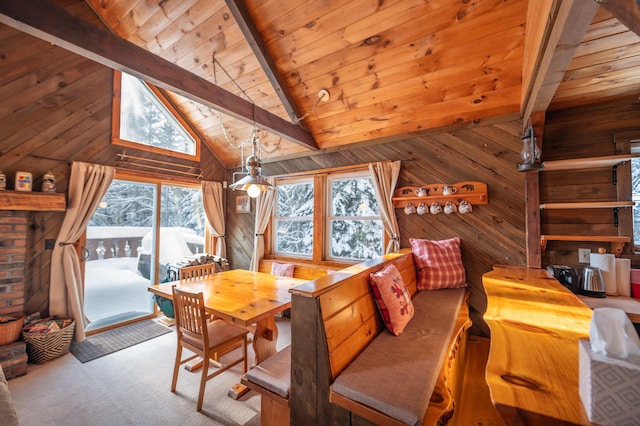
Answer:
xmin=224 ymin=0 xmax=303 ymax=124
xmin=596 ymin=0 xmax=640 ymax=38
xmin=523 ymin=0 xmax=600 ymax=121
xmin=0 ymin=0 xmax=318 ymax=150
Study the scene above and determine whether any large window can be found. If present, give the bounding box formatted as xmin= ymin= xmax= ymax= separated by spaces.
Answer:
xmin=271 ymin=169 xmax=383 ymax=263
xmin=274 ymin=179 xmax=314 ymax=256
xmin=112 ymin=70 xmax=201 ymax=160
xmin=84 ymin=176 xmax=206 ymax=331
xmin=328 ymin=172 xmax=383 ymax=261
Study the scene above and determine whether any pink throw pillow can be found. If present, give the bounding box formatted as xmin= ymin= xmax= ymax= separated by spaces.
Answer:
xmin=409 ymin=237 xmax=467 ymax=290
xmin=369 ymin=264 xmax=414 ymax=335
xmin=271 ymin=262 xmax=294 ymax=278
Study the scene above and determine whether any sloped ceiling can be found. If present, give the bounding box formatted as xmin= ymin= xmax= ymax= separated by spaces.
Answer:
xmin=1 ymin=0 xmax=640 ymax=167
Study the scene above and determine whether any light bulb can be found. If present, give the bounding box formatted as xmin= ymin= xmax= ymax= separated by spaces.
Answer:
xmin=247 ymin=184 xmax=261 ymax=198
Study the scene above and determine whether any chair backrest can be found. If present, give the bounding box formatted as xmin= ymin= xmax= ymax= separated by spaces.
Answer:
xmin=172 ymin=286 xmax=209 ymax=348
xmin=179 ymin=263 xmax=217 ymax=282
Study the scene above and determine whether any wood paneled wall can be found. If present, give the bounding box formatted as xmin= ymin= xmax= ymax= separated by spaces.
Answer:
xmin=0 ymin=25 xmax=224 ymax=316
xmin=226 ymin=119 xmax=527 ymax=335
xmin=542 ymin=95 xmax=640 ymax=267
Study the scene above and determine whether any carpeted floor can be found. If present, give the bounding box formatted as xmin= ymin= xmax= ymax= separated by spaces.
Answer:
xmin=70 ymin=320 xmax=172 ymax=363
xmin=8 ymin=317 xmax=292 ymax=425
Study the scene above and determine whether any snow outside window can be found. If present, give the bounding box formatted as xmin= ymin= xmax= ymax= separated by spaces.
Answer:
xmin=327 ymin=172 xmax=383 ymax=261
xmin=114 ymin=71 xmax=199 ymax=159
xmin=631 ymin=157 xmax=640 ymax=248
xmin=274 ymin=179 xmax=314 ymax=257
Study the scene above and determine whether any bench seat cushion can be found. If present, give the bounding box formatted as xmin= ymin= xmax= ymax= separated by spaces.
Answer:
xmin=244 ymin=345 xmax=291 ymax=398
xmin=330 ymin=288 xmax=465 ymax=426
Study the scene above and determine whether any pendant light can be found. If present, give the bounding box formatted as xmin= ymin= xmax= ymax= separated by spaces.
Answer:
xmin=229 ymin=133 xmax=273 ymax=198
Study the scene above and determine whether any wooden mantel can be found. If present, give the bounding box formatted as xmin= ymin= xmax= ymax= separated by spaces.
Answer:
xmin=482 ymin=265 xmax=594 ymax=425
xmin=0 ymin=191 xmax=66 ymax=211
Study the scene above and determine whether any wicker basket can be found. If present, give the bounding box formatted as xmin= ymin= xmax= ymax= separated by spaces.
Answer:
xmin=0 ymin=314 xmax=25 ymax=346
xmin=22 ymin=319 xmax=75 ymax=363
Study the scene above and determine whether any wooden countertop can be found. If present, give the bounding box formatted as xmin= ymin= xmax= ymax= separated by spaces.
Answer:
xmin=483 ymin=265 xmax=594 ymax=425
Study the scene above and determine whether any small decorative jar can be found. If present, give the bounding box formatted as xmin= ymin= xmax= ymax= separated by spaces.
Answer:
xmin=41 ymin=171 xmax=56 ymax=192
xmin=0 ymin=171 xmax=5 ymax=190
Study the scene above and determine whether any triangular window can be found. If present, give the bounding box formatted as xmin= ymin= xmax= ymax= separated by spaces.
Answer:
xmin=112 ymin=70 xmax=200 ymax=160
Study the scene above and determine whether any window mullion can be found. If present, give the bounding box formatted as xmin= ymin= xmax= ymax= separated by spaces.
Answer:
xmin=313 ymin=175 xmax=324 ymax=263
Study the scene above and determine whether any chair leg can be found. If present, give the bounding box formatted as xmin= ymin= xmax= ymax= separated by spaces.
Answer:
xmin=171 ymin=345 xmax=182 ymax=392
xmin=196 ymin=356 xmax=210 ymax=411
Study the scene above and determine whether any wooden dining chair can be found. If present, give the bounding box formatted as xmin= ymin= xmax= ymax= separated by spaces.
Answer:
xmin=171 ymin=285 xmax=249 ymax=411
xmin=179 ymin=263 xmax=217 ymax=281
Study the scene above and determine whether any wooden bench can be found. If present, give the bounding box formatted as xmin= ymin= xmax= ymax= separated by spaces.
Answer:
xmin=289 ymin=250 xmax=471 ymax=425
xmin=241 ymin=345 xmax=292 ymax=426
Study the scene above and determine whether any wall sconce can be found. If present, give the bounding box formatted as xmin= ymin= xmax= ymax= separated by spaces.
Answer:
xmin=518 ymin=124 xmax=542 ymax=171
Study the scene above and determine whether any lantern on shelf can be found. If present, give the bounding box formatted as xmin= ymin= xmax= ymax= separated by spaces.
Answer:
xmin=517 ymin=124 xmax=542 ymax=171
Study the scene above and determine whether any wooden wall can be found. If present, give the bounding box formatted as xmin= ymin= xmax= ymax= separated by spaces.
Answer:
xmin=541 ymin=95 xmax=640 ymax=268
xmin=0 ymin=25 xmax=225 ymax=315
xmin=226 ymin=119 xmax=527 ymax=335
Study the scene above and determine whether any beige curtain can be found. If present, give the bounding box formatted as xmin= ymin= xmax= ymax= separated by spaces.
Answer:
xmin=50 ymin=162 xmax=115 ymax=342
xmin=369 ymin=161 xmax=401 ymax=253
xmin=249 ymin=178 xmax=276 ymax=271
xmin=201 ymin=181 xmax=226 ymax=258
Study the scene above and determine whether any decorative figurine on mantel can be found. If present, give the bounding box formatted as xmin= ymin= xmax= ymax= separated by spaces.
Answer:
xmin=0 ymin=171 xmax=5 ymax=190
xmin=41 ymin=171 xmax=56 ymax=193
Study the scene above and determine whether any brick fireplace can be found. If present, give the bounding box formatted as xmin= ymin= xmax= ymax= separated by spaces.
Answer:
xmin=0 ymin=210 xmax=28 ymax=378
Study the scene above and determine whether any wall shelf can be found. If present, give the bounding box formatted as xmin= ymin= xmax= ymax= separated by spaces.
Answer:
xmin=540 ymin=235 xmax=630 ymax=257
xmin=392 ymin=181 xmax=488 ymax=209
xmin=541 ymin=154 xmax=638 ymax=171
xmin=0 ymin=190 xmax=66 ymax=211
xmin=539 ymin=201 xmax=635 ymax=209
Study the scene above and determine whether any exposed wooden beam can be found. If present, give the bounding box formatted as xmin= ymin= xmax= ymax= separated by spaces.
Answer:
xmin=0 ymin=0 xmax=318 ymax=151
xmin=224 ymin=0 xmax=305 ymax=127
xmin=522 ymin=0 xmax=599 ymax=122
xmin=596 ymin=0 xmax=640 ymax=37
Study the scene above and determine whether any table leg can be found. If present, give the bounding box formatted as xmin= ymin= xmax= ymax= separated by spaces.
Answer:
xmin=228 ymin=315 xmax=279 ymax=400
xmin=253 ymin=315 xmax=278 ymax=365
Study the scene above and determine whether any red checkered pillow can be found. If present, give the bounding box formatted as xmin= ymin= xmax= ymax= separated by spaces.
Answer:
xmin=410 ymin=237 xmax=467 ymax=290
xmin=271 ymin=262 xmax=294 ymax=277
xmin=369 ymin=264 xmax=414 ymax=335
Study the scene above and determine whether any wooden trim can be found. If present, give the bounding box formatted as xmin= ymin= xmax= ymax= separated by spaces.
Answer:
xmin=597 ymin=0 xmax=640 ymax=39
xmin=522 ymin=0 xmax=599 ymax=121
xmin=111 ymin=70 xmax=201 ymax=162
xmin=0 ymin=191 xmax=66 ymax=211
xmin=0 ymin=0 xmax=317 ymax=150
xmin=224 ymin=0 xmax=301 ymax=125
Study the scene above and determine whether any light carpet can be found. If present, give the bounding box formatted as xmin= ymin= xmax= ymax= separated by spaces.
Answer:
xmin=8 ymin=317 xmax=291 ymax=426
xmin=70 ymin=320 xmax=172 ymax=363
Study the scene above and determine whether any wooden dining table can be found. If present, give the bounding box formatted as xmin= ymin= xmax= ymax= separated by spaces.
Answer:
xmin=148 ymin=269 xmax=306 ymax=365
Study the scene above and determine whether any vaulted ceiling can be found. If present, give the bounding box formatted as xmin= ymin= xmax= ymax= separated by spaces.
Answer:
xmin=1 ymin=0 xmax=640 ymax=167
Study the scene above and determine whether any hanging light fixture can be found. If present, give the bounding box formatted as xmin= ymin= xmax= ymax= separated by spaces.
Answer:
xmin=517 ymin=123 xmax=542 ymax=171
xmin=229 ymin=132 xmax=273 ymax=198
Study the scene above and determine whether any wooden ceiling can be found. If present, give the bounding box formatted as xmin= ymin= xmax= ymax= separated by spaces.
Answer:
xmin=1 ymin=0 xmax=640 ymax=167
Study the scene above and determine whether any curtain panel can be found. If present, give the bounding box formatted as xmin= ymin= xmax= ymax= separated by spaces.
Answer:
xmin=50 ymin=161 xmax=115 ymax=342
xmin=201 ymin=181 xmax=226 ymax=258
xmin=369 ymin=161 xmax=401 ymax=253
xmin=249 ymin=178 xmax=276 ymax=271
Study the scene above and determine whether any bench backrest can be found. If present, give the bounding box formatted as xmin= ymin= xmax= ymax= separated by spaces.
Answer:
xmin=289 ymin=250 xmax=417 ymax=425
xmin=321 ymin=252 xmax=416 ymax=379
xmin=258 ymin=259 xmax=347 ymax=281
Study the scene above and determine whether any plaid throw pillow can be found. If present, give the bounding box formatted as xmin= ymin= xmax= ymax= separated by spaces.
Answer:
xmin=271 ymin=262 xmax=294 ymax=277
xmin=410 ymin=237 xmax=467 ymax=290
xmin=369 ymin=264 xmax=414 ymax=335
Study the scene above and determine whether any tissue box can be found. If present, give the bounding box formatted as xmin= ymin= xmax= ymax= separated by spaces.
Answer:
xmin=578 ymin=339 xmax=640 ymax=425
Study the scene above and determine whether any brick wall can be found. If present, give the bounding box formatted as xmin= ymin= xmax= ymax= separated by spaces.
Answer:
xmin=0 ymin=211 xmax=26 ymax=315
